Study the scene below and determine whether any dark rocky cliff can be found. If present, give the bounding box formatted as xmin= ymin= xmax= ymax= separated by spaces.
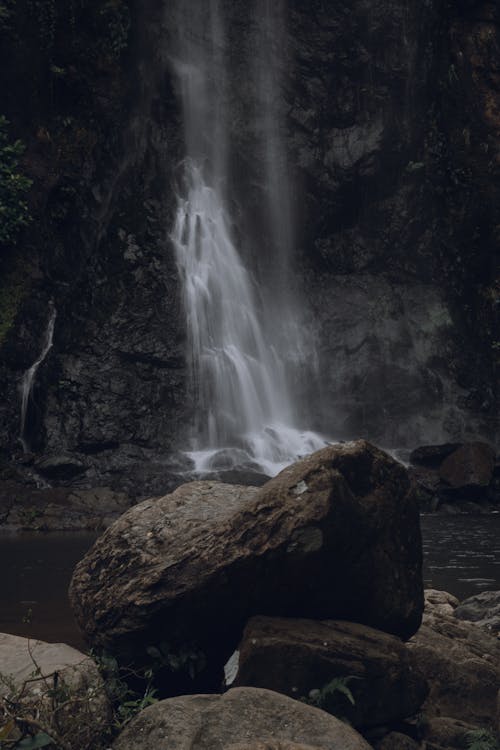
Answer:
xmin=0 ymin=0 xmax=497 ymax=496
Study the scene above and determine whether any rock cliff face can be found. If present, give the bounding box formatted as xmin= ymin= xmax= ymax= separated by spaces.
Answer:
xmin=286 ymin=0 xmax=498 ymax=444
xmin=0 ymin=0 xmax=497 ymax=494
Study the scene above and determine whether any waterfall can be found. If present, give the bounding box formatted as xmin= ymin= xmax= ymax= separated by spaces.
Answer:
xmin=170 ymin=1 xmax=326 ymax=476
xmin=19 ymin=303 xmax=57 ymax=452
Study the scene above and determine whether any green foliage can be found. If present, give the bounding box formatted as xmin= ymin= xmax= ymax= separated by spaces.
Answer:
xmin=306 ymin=676 xmax=359 ymax=722
xmin=96 ymin=642 xmax=207 ymax=731
xmin=0 ymin=116 xmax=32 ymax=246
xmin=95 ymin=652 xmax=158 ymax=731
xmin=29 ymin=0 xmax=57 ymax=50
xmin=27 ymin=0 xmax=130 ymax=61
xmin=114 ymin=686 xmax=158 ymax=728
xmin=99 ymin=0 xmax=130 ymax=58
xmin=466 ymin=729 xmax=500 ymax=750
xmin=0 ymin=260 xmax=30 ymax=345
xmin=145 ymin=641 xmax=207 ymax=681
xmin=0 ymin=654 xmax=107 ymax=749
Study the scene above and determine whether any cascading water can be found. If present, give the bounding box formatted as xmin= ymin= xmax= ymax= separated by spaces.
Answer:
xmin=19 ymin=303 xmax=57 ymax=452
xmin=171 ymin=0 xmax=327 ymax=476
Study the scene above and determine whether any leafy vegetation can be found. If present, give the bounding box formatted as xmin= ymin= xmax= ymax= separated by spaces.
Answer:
xmin=0 ymin=260 xmax=30 ymax=345
xmin=305 ymin=675 xmax=359 ymax=722
xmin=466 ymin=729 xmax=500 ymax=750
xmin=96 ymin=642 xmax=206 ymax=731
xmin=26 ymin=0 xmax=131 ymax=62
xmin=0 ymin=116 xmax=31 ymax=247
xmin=99 ymin=0 xmax=130 ymax=59
xmin=0 ymin=646 xmax=109 ymax=749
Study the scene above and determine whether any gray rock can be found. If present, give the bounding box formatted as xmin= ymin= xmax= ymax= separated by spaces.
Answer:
xmin=409 ymin=444 xmax=462 ymax=467
xmin=409 ymin=442 xmax=497 ymax=509
xmin=454 ymin=590 xmax=500 ymax=634
xmin=34 ymin=453 xmax=88 ymax=479
xmin=439 ymin=443 xmax=495 ymax=490
xmin=424 ymin=589 xmax=459 ymax=618
xmin=420 ymin=717 xmax=483 ymax=750
xmin=408 ymin=593 xmax=500 ymax=727
xmin=0 ymin=479 xmax=133 ymax=530
xmin=111 ymin=687 xmax=372 ymax=750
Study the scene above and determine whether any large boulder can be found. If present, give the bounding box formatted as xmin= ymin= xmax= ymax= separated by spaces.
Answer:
xmin=111 ymin=687 xmax=372 ymax=750
xmin=0 ymin=632 xmax=110 ymax=749
xmin=409 ymin=442 xmax=497 ymax=509
xmin=70 ymin=441 xmax=423 ymax=688
xmin=454 ymin=590 xmax=500 ymax=635
xmin=408 ymin=590 xmax=500 ymax=728
xmin=439 ymin=443 xmax=495 ymax=491
xmin=229 ymin=616 xmax=427 ymax=729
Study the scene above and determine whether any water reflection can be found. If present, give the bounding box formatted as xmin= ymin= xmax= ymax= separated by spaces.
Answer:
xmin=421 ymin=514 xmax=500 ymax=600
xmin=0 ymin=531 xmax=98 ymax=648
xmin=0 ymin=516 xmax=499 ymax=648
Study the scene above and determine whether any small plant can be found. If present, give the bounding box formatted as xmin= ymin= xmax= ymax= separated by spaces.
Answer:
xmin=0 ymin=640 xmax=110 ymax=749
xmin=306 ymin=675 xmax=359 ymax=722
xmin=466 ymin=729 xmax=500 ymax=750
xmin=113 ymin=685 xmax=158 ymax=728
xmin=145 ymin=641 xmax=207 ymax=681
xmin=95 ymin=651 xmax=158 ymax=730
xmin=99 ymin=0 xmax=130 ymax=58
xmin=19 ymin=506 xmax=44 ymax=528
xmin=95 ymin=641 xmax=207 ymax=730
xmin=22 ymin=607 xmax=34 ymax=625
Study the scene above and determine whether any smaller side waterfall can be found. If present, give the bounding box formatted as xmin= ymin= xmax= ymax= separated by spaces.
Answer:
xmin=19 ymin=303 xmax=57 ymax=452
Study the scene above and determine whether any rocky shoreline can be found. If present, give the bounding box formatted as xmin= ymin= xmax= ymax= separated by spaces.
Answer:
xmin=1 ymin=441 xmax=498 ymax=749
xmin=0 ymin=440 xmax=498 ymax=533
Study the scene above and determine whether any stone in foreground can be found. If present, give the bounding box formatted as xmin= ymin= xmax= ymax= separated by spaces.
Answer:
xmin=70 ymin=441 xmax=423 ymax=687
xmin=454 ymin=590 xmax=500 ymax=634
xmin=111 ymin=687 xmax=372 ymax=750
xmin=0 ymin=632 xmax=109 ymax=749
xmin=230 ymin=616 xmax=428 ymax=728
xmin=408 ymin=590 xmax=500 ymax=728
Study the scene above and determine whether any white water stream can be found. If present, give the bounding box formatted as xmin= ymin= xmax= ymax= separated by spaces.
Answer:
xmin=171 ymin=1 xmax=327 ymax=476
xmin=19 ymin=303 xmax=57 ymax=452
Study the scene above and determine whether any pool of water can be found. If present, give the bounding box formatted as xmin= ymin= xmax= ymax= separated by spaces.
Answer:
xmin=0 ymin=514 xmax=499 ymax=648
xmin=421 ymin=513 xmax=500 ymax=600
xmin=0 ymin=531 xmax=98 ymax=648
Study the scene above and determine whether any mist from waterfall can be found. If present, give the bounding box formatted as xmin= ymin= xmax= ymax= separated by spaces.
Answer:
xmin=170 ymin=0 xmax=326 ymax=476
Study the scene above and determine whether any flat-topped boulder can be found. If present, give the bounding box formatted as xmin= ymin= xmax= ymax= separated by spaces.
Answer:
xmin=409 ymin=441 xmax=497 ymax=509
xmin=70 ymin=441 xmax=423 ymax=689
xmin=229 ymin=616 xmax=428 ymax=728
xmin=111 ymin=687 xmax=372 ymax=750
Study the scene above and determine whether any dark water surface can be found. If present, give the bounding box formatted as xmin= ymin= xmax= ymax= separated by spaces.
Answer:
xmin=0 ymin=515 xmax=499 ymax=649
xmin=421 ymin=513 xmax=500 ymax=600
xmin=0 ymin=531 xmax=98 ymax=649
